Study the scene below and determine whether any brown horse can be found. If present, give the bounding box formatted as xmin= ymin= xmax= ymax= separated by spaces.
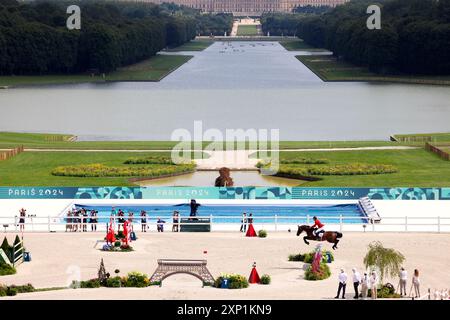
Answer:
xmin=296 ymin=225 xmax=343 ymax=250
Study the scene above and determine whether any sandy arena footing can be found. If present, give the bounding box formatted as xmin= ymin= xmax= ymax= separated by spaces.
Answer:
xmin=1 ymin=232 xmax=449 ymax=300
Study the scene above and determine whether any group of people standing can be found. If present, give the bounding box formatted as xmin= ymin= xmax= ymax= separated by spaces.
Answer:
xmin=65 ymin=208 xmax=98 ymax=232
xmin=335 ymin=267 xmax=421 ymax=299
xmin=399 ymin=267 xmax=421 ymax=298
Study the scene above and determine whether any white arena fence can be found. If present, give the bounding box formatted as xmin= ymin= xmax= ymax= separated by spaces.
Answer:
xmin=0 ymin=215 xmax=450 ymax=233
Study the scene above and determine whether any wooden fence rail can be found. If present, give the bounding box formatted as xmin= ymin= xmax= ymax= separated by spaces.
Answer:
xmin=425 ymin=142 xmax=450 ymax=161
xmin=0 ymin=145 xmax=24 ymax=161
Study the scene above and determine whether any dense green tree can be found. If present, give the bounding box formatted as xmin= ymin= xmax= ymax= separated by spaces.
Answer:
xmin=296 ymin=0 xmax=450 ymax=75
xmin=0 ymin=0 xmax=200 ymax=75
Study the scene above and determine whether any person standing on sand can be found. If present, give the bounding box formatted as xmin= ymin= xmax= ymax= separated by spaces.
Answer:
xmin=361 ymin=272 xmax=370 ymax=299
xmin=172 ymin=211 xmax=179 ymax=232
xmin=66 ymin=210 xmax=72 ymax=232
xmin=240 ymin=213 xmax=247 ymax=233
xmin=335 ymin=268 xmax=347 ymax=299
xmin=352 ymin=268 xmax=361 ymax=299
xmin=370 ymin=271 xmax=378 ymax=299
xmin=90 ymin=210 xmax=98 ymax=232
xmin=140 ymin=210 xmax=147 ymax=232
xmin=412 ymin=269 xmax=420 ymax=298
xmin=399 ymin=267 xmax=408 ymax=296
xmin=19 ymin=208 xmax=26 ymax=232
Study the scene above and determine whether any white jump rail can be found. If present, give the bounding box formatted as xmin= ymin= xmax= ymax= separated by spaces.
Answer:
xmin=0 ymin=215 xmax=449 ymax=233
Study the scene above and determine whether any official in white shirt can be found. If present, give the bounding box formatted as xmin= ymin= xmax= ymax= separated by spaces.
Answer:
xmin=352 ymin=268 xmax=362 ymax=299
xmin=335 ymin=268 xmax=348 ymax=299
xmin=399 ymin=267 xmax=408 ymax=296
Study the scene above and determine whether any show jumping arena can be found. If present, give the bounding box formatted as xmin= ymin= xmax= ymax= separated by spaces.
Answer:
xmin=1 ymin=187 xmax=450 ymax=300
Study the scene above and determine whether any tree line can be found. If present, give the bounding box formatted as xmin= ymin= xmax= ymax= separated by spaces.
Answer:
xmin=296 ymin=0 xmax=450 ymax=74
xmin=0 ymin=0 xmax=229 ymax=75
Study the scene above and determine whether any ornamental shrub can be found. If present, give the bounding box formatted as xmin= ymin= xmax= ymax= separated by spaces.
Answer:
xmin=228 ymin=274 xmax=249 ymax=289
xmin=124 ymin=272 xmax=149 ymax=287
xmin=214 ymin=273 xmax=249 ymax=289
xmin=78 ymin=279 xmax=101 ymax=288
xmin=304 ymin=263 xmax=331 ymax=281
xmin=105 ymin=276 xmax=122 ymax=288
xmin=260 ymin=274 xmax=271 ymax=285
xmin=258 ymin=230 xmax=267 ymax=238
xmin=367 ymin=283 xmax=402 ymax=298
xmin=0 ymin=263 xmax=16 ymax=276
xmin=288 ymin=253 xmax=305 ymax=261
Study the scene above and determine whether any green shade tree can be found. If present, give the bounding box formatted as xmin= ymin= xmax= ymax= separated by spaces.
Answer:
xmin=363 ymin=241 xmax=405 ymax=283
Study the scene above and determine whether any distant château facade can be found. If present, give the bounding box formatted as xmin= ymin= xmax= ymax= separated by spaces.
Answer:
xmin=137 ymin=1 xmax=349 ymax=15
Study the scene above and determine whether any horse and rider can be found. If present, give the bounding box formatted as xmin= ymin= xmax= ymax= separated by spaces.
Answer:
xmin=297 ymin=216 xmax=343 ymax=250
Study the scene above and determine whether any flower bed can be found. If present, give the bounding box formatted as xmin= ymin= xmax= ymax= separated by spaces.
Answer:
xmin=0 ymin=283 xmax=35 ymax=296
xmin=51 ymin=163 xmax=195 ymax=177
xmin=256 ymin=158 xmax=329 ymax=167
xmin=124 ymin=156 xmax=176 ymax=165
xmin=304 ymin=263 xmax=331 ymax=281
xmin=273 ymin=163 xmax=397 ymax=178
xmin=214 ymin=273 xmax=249 ymax=289
xmin=367 ymin=283 xmax=402 ymax=298
xmin=101 ymin=243 xmax=134 ymax=252
xmin=71 ymin=271 xmax=151 ymax=289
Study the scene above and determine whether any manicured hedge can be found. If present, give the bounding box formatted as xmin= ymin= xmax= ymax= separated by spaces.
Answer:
xmin=288 ymin=251 xmax=334 ymax=263
xmin=276 ymin=163 xmax=397 ymax=177
xmin=124 ymin=156 xmax=176 ymax=165
xmin=51 ymin=163 xmax=195 ymax=178
xmin=256 ymin=158 xmax=329 ymax=168
xmin=214 ymin=274 xmax=249 ymax=289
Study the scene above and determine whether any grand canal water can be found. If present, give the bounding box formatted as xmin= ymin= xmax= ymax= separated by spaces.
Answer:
xmin=1 ymin=41 xmax=449 ymax=141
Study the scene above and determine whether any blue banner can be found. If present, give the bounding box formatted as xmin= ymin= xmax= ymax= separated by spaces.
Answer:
xmin=0 ymin=187 xmax=448 ymax=200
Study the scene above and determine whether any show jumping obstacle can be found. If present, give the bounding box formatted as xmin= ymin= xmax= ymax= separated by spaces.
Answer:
xmin=149 ymin=259 xmax=215 ymax=286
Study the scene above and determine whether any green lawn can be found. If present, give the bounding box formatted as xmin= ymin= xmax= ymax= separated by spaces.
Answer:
xmin=297 ymin=55 xmax=450 ymax=85
xmin=2 ymin=131 xmax=430 ymax=151
xmin=237 ymin=25 xmax=259 ymax=36
xmin=271 ymin=149 xmax=450 ymax=187
xmin=105 ymin=55 xmax=192 ymax=81
xmin=0 ymin=151 xmax=203 ymax=186
xmin=0 ymin=54 xmax=192 ymax=87
xmin=279 ymin=40 xmax=328 ymax=52
xmin=165 ymin=40 xmax=213 ymax=52
xmin=1 ymin=148 xmax=448 ymax=186
xmin=1 ymin=132 xmax=421 ymax=150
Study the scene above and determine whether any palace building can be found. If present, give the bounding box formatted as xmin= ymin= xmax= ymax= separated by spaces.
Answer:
xmin=135 ymin=0 xmax=349 ymax=16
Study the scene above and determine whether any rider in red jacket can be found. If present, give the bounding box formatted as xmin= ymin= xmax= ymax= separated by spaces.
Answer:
xmin=311 ymin=216 xmax=325 ymax=238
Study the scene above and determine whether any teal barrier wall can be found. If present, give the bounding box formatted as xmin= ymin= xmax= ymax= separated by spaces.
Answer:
xmin=0 ymin=187 xmax=449 ymax=200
